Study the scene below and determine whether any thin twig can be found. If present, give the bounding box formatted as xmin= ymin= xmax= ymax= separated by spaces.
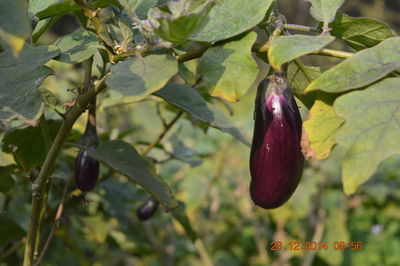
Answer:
xmin=284 ymin=24 xmax=320 ymax=33
xmin=141 ymin=111 xmax=183 ymax=156
xmin=34 ymin=176 xmax=71 ymax=266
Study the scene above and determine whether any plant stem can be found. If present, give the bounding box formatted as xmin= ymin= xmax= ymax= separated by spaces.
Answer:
xmin=141 ymin=111 xmax=183 ymax=156
xmin=23 ymin=74 xmax=109 ymax=266
xmin=34 ymin=176 xmax=71 ymax=266
xmin=284 ymin=24 xmax=320 ymax=33
xmin=0 ymin=241 xmax=22 ymax=262
xmin=312 ymin=48 xmax=353 ymax=59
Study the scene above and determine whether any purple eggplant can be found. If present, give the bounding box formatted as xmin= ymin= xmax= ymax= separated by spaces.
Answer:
xmin=74 ymin=99 xmax=100 ymax=192
xmin=249 ymin=74 xmax=304 ymax=209
xmin=74 ymin=150 xmax=99 ymax=192
xmin=136 ymin=197 xmax=159 ymax=221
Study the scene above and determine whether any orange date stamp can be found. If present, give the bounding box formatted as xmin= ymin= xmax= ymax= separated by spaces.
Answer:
xmin=270 ymin=241 xmax=364 ymax=251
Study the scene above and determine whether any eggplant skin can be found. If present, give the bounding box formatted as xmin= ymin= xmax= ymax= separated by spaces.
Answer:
xmin=74 ymin=150 xmax=99 ymax=192
xmin=136 ymin=197 xmax=159 ymax=221
xmin=249 ymin=76 xmax=304 ymax=209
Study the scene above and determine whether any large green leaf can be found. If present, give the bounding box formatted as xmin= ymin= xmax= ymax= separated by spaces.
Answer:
xmin=54 ymin=30 xmax=100 ymax=64
xmin=190 ymin=0 xmax=273 ymax=43
xmin=287 ymin=61 xmax=321 ymax=109
xmin=149 ymin=0 xmax=215 ymax=43
xmin=301 ymin=93 xmax=344 ymax=160
xmin=197 ymin=32 xmax=258 ymax=102
xmin=35 ymin=0 xmax=80 ymax=19
xmin=268 ymin=35 xmax=334 ymax=72
xmin=0 ymin=0 xmax=31 ymax=55
xmin=155 ymin=83 xmax=250 ymax=146
xmin=305 ymin=37 xmax=400 ymax=93
xmin=327 ymin=13 xmax=395 ymax=51
xmin=28 ymin=0 xmax=58 ymax=18
xmin=86 ymin=140 xmax=177 ymax=209
xmin=307 ymin=0 xmax=345 ymax=30
xmin=0 ymin=214 xmax=26 ymax=246
xmin=334 ymin=78 xmax=400 ymax=194
xmin=2 ymin=121 xmax=61 ymax=169
xmin=0 ymin=45 xmax=59 ymax=122
xmin=106 ymin=54 xmax=178 ymax=102
xmin=35 ymin=0 xmax=122 ymax=19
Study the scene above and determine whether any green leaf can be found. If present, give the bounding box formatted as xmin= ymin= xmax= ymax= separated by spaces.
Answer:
xmin=287 ymin=60 xmax=321 ymax=109
xmin=35 ymin=0 xmax=80 ymax=19
xmin=54 ymin=30 xmax=100 ymax=64
xmin=106 ymin=54 xmax=178 ymax=102
xmin=190 ymin=0 xmax=273 ymax=43
xmin=306 ymin=37 xmax=400 ymax=93
xmin=327 ymin=13 xmax=395 ymax=51
xmin=171 ymin=202 xmax=198 ymax=242
xmin=149 ymin=0 xmax=215 ymax=43
xmin=2 ymin=121 xmax=61 ymax=169
xmin=334 ymin=78 xmax=400 ymax=194
xmin=0 ymin=214 xmax=25 ymax=246
xmin=35 ymin=0 xmax=122 ymax=19
xmin=301 ymin=93 xmax=344 ymax=160
xmin=0 ymin=45 xmax=59 ymax=123
xmin=307 ymin=0 xmax=345 ymax=29
xmin=268 ymin=35 xmax=334 ymax=72
xmin=198 ymin=32 xmax=258 ymax=102
xmin=86 ymin=140 xmax=177 ymax=209
xmin=0 ymin=166 xmax=16 ymax=192
xmin=0 ymin=0 xmax=31 ymax=55
xmin=155 ymin=83 xmax=250 ymax=146
xmin=28 ymin=0 xmax=58 ymax=18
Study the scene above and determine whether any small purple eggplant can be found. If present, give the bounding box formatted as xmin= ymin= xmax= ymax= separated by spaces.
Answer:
xmin=136 ymin=197 xmax=159 ymax=221
xmin=74 ymin=99 xmax=100 ymax=192
xmin=74 ymin=150 xmax=99 ymax=192
xmin=249 ymin=74 xmax=304 ymax=209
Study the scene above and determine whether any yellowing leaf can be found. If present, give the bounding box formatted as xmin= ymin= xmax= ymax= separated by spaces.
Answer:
xmin=301 ymin=93 xmax=344 ymax=160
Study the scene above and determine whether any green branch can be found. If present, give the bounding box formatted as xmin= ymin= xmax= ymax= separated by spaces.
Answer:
xmin=22 ymin=74 xmax=109 ymax=266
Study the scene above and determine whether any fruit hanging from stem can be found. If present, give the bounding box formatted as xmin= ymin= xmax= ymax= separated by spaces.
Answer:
xmin=74 ymin=98 xmax=100 ymax=192
xmin=249 ymin=74 xmax=304 ymax=209
xmin=136 ymin=197 xmax=159 ymax=221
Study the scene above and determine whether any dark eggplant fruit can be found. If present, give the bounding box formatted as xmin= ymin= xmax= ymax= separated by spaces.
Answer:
xmin=74 ymin=99 xmax=100 ymax=192
xmin=136 ymin=197 xmax=159 ymax=221
xmin=249 ymin=74 xmax=304 ymax=209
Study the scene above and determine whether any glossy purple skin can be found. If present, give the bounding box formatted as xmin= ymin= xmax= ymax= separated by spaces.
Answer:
xmin=136 ymin=197 xmax=159 ymax=221
xmin=249 ymin=77 xmax=304 ymax=209
xmin=74 ymin=150 xmax=99 ymax=192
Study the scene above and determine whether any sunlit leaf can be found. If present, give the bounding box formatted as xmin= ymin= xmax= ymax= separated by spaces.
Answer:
xmin=307 ymin=0 xmax=345 ymax=29
xmin=268 ymin=35 xmax=334 ymax=72
xmin=327 ymin=13 xmax=395 ymax=50
xmin=334 ymin=78 xmax=400 ymax=194
xmin=301 ymin=93 xmax=344 ymax=160
xmin=106 ymin=54 xmax=178 ymax=102
xmin=198 ymin=32 xmax=258 ymax=102
xmin=190 ymin=0 xmax=273 ymax=43
xmin=305 ymin=37 xmax=400 ymax=93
